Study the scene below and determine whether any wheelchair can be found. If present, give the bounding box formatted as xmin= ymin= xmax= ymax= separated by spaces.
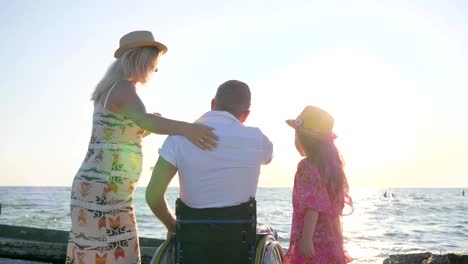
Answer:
xmin=151 ymin=198 xmax=284 ymax=264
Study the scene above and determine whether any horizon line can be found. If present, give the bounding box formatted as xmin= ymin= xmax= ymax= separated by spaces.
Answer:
xmin=0 ymin=186 xmax=467 ymax=189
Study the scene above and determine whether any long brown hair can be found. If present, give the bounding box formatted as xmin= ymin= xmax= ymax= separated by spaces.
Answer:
xmin=297 ymin=131 xmax=353 ymax=215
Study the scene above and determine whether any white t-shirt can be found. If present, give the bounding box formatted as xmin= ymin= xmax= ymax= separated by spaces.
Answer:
xmin=158 ymin=111 xmax=273 ymax=208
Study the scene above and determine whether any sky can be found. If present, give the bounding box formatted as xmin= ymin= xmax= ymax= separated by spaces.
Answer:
xmin=1 ymin=0 xmax=467 ymax=188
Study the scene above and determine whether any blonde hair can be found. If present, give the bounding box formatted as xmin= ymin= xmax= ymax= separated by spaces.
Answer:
xmin=91 ymin=46 xmax=161 ymax=102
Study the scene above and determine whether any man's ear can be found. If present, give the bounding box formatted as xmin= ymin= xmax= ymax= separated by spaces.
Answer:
xmin=239 ymin=110 xmax=250 ymax=123
xmin=211 ymin=99 xmax=215 ymax=110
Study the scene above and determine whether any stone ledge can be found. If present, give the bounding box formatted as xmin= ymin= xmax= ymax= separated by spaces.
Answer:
xmin=0 ymin=238 xmax=157 ymax=264
xmin=0 ymin=224 xmax=164 ymax=264
xmin=383 ymin=252 xmax=468 ymax=264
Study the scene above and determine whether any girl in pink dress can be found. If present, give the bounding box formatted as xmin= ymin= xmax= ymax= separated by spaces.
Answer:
xmin=283 ymin=106 xmax=353 ymax=264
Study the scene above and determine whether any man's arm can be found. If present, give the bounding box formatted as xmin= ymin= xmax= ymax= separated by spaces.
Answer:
xmin=262 ymin=133 xmax=274 ymax=165
xmin=145 ymin=156 xmax=178 ymax=235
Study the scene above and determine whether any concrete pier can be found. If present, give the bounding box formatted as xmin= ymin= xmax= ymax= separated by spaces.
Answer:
xmin=0 ymin=224 xmax=164 ymax=264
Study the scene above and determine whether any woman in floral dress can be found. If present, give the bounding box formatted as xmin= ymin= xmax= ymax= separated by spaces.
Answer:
xmin=283 ymin=106 xmax=353 ymax=264
xmin=66 ymin=31 xmax=218 ymax=264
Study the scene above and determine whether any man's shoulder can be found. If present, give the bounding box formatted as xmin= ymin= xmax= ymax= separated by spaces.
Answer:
xmin=161 ymin=134 xmax=186 ymax=148
xmin=241 ymin=125 xmax=270 ymax=139
xmin=166 ymin=134 xmax=185 ymax=140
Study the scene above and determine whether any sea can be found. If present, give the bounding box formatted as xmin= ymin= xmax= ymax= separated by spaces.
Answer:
xmin=0 ymin=187 xmax=467 ymax=263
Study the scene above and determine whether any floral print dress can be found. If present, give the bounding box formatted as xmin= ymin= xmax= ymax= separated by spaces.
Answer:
xmin=283 ymin=159 xmax=352 ymax=264
xmin=66 ymin=93 xmax=147 ymax=264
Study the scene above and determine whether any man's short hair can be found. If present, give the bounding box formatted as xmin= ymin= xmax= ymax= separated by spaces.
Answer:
xmin=214 ymin=80 xmax=251 ymax=118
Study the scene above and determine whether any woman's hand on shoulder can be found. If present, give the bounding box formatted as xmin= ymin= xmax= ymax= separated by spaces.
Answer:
xmin=183 ymin=123 xmax=219 ymax=151
xmin=106 ymin=82 xmax=218 ymax=146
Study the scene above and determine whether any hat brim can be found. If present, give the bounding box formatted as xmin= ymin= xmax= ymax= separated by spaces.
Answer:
xmin=286 ymin=119 xmax=297 ymax=129
xmin=114 ymin=41 xmax=168 ymax=58
xmin=286 ymin=119 xmax=337 ymax=140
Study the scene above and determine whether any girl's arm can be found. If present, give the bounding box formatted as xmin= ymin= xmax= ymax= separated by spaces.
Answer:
xmin=107 ymin=81 xmax=218 ymax=150
xmin=299 ymin=208 xmax=319 ymax=259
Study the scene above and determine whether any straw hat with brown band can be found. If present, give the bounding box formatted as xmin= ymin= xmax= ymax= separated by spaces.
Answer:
xmin=114 ymin=30 xmax=168 ymax=59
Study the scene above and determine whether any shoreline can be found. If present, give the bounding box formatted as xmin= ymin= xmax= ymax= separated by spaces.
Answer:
xmin=2 ymin=224 xmax=467 ymax=264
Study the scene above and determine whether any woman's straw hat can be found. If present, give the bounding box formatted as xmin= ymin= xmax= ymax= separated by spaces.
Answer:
xmin=286 ymin=106 xmax=337 ymax=141
xmin=114 ymin=30 xmax=168 ymax=58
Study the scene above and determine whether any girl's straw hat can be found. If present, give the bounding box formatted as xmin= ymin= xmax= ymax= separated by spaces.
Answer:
xmin=286 ymin=106 xmax=337 ymax=140
xmin=114 ymin=30 xmax=168 ymax=58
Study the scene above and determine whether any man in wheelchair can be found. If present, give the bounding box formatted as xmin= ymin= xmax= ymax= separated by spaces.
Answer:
xmin=146 ymin=80 xmax=284 ymax=263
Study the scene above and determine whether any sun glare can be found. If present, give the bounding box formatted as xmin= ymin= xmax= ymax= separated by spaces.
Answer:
xmin=248 ymin=47 xmax=425 ymax=188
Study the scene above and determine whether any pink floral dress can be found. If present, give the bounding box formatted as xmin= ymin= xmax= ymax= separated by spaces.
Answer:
xmin=283 ymin=158 xmax=352 ymax=264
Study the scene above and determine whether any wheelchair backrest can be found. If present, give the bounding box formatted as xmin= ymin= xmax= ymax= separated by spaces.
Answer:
xmin=174 ymin=198 xmax=257 ymax=264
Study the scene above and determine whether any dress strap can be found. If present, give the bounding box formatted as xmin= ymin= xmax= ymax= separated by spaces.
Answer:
xmin=103 ymin=81 xmax=120 ymax=109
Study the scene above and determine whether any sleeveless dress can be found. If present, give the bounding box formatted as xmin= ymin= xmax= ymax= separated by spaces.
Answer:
xmin=66 ymin=83 xmax=147 ymax=264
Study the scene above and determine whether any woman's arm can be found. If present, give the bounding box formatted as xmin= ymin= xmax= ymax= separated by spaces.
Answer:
xmin=299 ymin=208 xmax=318 ymax=259
xmin=141 ymin=113 xmax=161 ymax=138
xmin=107 ymin=81 xmax=218 ymax=150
